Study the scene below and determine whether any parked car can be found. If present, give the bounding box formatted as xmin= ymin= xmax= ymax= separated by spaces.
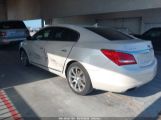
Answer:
xmin=0 ymin=20 xmax=29 ymax=45
xmin=19 ymin=25 xmax=157 ymax=95
xmin=133 ymin=28 xmax=161 ymax=51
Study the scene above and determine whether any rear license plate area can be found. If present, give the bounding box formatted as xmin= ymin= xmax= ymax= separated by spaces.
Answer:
xmin=137 ymin=50 xmax=154 ymax=67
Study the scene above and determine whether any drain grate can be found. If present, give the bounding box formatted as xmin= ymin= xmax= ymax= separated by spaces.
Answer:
xmin=0 ymin=90 xmax=22 ymax=120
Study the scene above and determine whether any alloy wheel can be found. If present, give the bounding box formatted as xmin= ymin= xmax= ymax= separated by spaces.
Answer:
xmin=68 ymin=66 xmax=86 ymax=92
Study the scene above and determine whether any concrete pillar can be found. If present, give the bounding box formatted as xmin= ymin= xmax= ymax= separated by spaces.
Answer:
xmin=0 ymin=0 xmax=7 ymax=20
xmin=41 ymin=19 xmax=45 ymax=27
xmin=44 ymin=19 xmax=53 ymax=25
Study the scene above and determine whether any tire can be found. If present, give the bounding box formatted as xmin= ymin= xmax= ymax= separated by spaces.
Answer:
xmin=20 ymin=50 xmax=30 ymax=66
xmin=67 ymin=62 xmax=93 ymax=95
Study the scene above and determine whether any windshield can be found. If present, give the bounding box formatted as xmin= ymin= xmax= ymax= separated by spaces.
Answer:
xmin=86 ymin=27 xmax=134 ymax=40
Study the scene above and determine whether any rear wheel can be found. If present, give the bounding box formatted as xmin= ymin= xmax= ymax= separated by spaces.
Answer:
xmin=67 ymin=62 xmax=93 ymax=95
xmin=20 ymin=50 xmax=30 ymax=66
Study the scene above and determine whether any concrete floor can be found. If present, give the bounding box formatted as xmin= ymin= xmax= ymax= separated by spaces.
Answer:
xmin=0 ymin=44 xmax=161 ymax=119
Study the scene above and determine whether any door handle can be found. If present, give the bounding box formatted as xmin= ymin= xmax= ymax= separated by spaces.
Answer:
xmin=61 ymin=49 xmax=67 ymax=52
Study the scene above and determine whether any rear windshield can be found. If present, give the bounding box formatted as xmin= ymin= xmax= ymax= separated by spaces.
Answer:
xmin=0 ymin=21 xmax=26 ymax=29
xmin=86 ymin=27 xmax=134 ymax=40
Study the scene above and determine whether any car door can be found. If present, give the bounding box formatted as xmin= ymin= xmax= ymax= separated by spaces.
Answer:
xmin=45 ymin=27 xmax=79 ymax=72
xmin=30 ymin=28 xmax=53 ymax=67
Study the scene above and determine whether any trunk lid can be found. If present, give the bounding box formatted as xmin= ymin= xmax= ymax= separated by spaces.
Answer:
xmin=110 ymin=39 xmax=155 ymax=67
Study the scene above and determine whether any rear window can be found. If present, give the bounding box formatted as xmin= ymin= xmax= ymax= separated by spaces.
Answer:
xmin=86 ymin=27 xmax=134 ymax=40
xmin=0 ymin=21 xmax=26 ymax=29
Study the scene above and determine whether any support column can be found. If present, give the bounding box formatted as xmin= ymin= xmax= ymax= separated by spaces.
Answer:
xmin=41 ymin=19 xmax=45 ymax=27
xmin=0 ymin=0 xmax=7 ymax=20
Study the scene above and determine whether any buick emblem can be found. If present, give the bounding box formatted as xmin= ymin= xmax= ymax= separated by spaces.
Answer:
xmin=148 ymin=45 xmax=151 ymax=49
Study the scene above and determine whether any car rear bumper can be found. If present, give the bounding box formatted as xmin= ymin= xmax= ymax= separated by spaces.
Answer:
xmin=84 ymin=59 xmax=158 ymax=93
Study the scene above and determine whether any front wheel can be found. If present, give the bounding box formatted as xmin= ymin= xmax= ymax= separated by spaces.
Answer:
xmin=67 ymin=62 xmax=93 ymax=95
xmin=20 ymin=50 xmax=30 ymax=66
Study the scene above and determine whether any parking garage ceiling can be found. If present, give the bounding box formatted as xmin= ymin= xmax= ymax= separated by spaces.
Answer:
xmin=1 ymin=0 xmax=161 ymax=21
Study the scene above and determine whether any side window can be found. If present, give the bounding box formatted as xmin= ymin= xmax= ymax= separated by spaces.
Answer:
xmin=33 ymin=28 xmax=53 ymax=40
xmin=151 ymin=31 xmax=161 ymax=38
xmin=53 ymin=28 xmax=64 ymax=40
xmin=33 ymin=31 xmax=43 ymax=40
xmin=43 ymin=29 xmax=53 ymax=40
xmin=53 ymin=27 xmax=79 ymax=42
xmin=144 ymin=29 xmax=161 ymax=38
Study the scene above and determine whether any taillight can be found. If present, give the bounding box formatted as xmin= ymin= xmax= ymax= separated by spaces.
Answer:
xmin=0 ymin=32 xmax=6 ymax=37
xmin=101 ymin=49 xmax=137 ymax=66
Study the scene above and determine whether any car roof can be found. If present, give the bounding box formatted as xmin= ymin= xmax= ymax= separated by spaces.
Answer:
xmin=42 ymin=24 xmax=135 ymax=42
xmin=45 ymin=24 xmax=108 ymax=42
xmin=43 ymin=24 xmax=94 ymax=35
xmin=48 ymin=24 xmax=87 ymax=31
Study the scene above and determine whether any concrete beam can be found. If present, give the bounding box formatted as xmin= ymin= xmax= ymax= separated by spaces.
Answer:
xmin=41 ymin=0 xmax=161 ymax=19
xmin=4 ymin=0 xmax=161 ymax=21
xmin=7 ymin=0 xmax=41 ymax=20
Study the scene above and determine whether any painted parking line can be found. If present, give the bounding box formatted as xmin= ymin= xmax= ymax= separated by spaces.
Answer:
xmin=0 ymin=90 xmax=22 ymax=120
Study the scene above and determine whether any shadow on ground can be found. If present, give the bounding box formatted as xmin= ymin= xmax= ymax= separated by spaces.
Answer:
xmin=4 ymin=88 xmax=40 ymax=119
xmin=0 ymin=44 xmax=57 ymax=89
xmin=134 ymin=97 xmax=161 ymax=120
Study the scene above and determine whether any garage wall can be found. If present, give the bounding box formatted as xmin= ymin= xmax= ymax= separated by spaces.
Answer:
xmin=98 ymin=18 xmax=141 ymax=34
xmin=143 ymin=16 xmax=161 ymax=32
xmin=7 ymin=0 xmax=41 ymax=20
xmin=41 ymin=0 xmax=161 ymax=19
xmin=95 ymin=8 xmax=161 ymax=34
xmin=4 ymin=0 xmax=161 ymax=34
xmin=53 ymin=16 xmax=96 ymax=26
xmin=53 ymin=16 xmax=142 ymax=34
xmin=0 ymin=0 xmax=7 ymax=20
xmin=52 ymin=8 xmax=161 ymax=34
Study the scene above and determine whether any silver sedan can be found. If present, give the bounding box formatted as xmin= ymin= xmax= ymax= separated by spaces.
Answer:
xmin=19 ymin=25 xmax=157 ymax=95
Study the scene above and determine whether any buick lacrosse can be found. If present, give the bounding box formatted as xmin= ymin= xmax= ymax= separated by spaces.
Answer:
xmin=19 ymin=25 xmax=157 ymax=95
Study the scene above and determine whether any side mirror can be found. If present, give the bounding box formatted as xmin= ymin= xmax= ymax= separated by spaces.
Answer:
xmin=26 ymin=36 xmax=32 ymax=40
